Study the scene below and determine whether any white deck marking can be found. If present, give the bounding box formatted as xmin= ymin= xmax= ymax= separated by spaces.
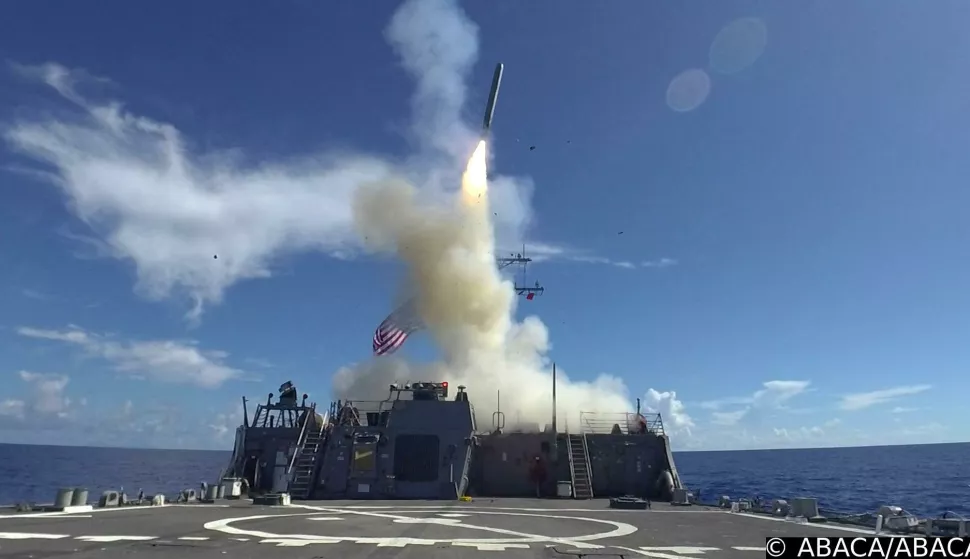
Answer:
xmin=308 ymin=516 xmax=343 ymax=521
xmin=0 ymin=532 xmax=70 ymax=539
xmin=178 ymin=536 xmax=210 ymax=541
xmin=0 ymin=512 xmax=89 ymax=519
xmin=393 ymin=517 xmax=462 ymax=525
xmin=438 ymin=513 xmax=471 ymax=518
xmin=726 ymin=511 xmax=884 ymax=534
xmin=0 ymin=503 xmax=227 ymax=520
xmin=640 ymin=547 xmax=720 ymax=554
xmin=232 ymin=537 xmax=250 ymax=541
xmin=306 ymin=505 xmax=631 ymax=548
xmin=204 ymin=505 xmax=637 ymax=549
xmin=260 ymin=538 xmax=340 ymax=546
xmin=341 ymin=505 xmax=708 ymax=513
xmin=631 ymin=550 xmax=701 ymax=559
xmin=454 ymin=542 xmax=531 ymax=551
xmin=733 ymin=546 xmax=765 ymax=551
xmin=0 ymin=514 xmax=94 ymax=519
xmin=375 ymin=538 xmax=435 ymax=547
xmin=76 ymin=535 xmax=158 ymax=542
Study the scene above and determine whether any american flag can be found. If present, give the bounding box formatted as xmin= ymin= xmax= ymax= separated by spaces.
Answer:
xmin=372 ymin=299 xmax=424 ymax=356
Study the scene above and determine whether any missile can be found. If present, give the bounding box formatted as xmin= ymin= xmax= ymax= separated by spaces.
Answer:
xmin=482 ymin=63 xmax=504 ymax=133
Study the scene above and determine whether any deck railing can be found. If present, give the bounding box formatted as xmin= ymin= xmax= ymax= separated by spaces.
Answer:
xmin=579 ymin=411 xmax=666 ymax=436
xmin=328 ymin=399 xmax=393 ymax=427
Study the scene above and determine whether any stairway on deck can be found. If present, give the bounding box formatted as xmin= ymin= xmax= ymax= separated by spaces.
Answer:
xmin=567 ymin=433 xmax=593 ymax=499
xmin=289 ymin=426 xmax=325 ymax=499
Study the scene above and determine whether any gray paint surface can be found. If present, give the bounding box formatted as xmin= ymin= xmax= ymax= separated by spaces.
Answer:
xmin=0 ymin=499 xmax=869 ymax=558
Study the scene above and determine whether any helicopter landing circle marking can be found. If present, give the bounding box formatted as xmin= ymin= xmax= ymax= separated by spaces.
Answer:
xmin=203 ymin=505 xmax=637 ymax=548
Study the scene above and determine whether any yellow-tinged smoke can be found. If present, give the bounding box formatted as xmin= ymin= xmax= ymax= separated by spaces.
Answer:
xmin=343 ymin=138 xmax=632 ymax=431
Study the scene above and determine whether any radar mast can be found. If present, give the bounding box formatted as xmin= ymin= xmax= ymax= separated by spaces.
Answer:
xmin=496 ymin=245 xmax=544 ymax=300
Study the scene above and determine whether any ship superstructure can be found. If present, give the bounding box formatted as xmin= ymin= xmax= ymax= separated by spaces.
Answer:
xmin=223 ymin=379 xmax=681 ymax=501
xmin=1 ymin=379 xmax=953 ymax=557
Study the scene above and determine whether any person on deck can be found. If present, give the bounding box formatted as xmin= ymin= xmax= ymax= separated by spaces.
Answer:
xmin=528 ymin=455 xmax=547 ymax=498
xmin=636 ymin=415 xmax=648 ymax=434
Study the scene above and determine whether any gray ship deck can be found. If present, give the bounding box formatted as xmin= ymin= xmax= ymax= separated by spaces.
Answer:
xmin=0 ymin=499 xmax=873 ymax=558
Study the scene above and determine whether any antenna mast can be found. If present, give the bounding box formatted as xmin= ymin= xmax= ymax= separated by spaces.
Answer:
xmin=495 ymin=244 xmax=545 ymax=299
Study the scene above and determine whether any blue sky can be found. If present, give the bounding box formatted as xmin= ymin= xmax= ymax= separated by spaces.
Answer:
xmin=1 ymin=0 xmax=967 ymax=451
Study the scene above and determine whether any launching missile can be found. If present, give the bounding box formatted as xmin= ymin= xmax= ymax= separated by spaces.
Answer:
xmin=482 ymin=63 xmax=504 ymax=133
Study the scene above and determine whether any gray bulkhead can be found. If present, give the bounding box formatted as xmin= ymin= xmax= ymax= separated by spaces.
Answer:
xmin=315 ymin=398 xmax=475 ymax=499
xmin=230 ymin=382 xmax=684 ymax=500
xmin=469 ymin=431 xmax=679 ymax=499
xmin=585 ymin=433 xmax=679 ymax=498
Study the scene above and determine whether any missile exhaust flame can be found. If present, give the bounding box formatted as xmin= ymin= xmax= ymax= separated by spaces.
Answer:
xmin=343 ymin=50 xmax=635 ymax=432
xmin=461 ymin=140 xmax=489 ymax=203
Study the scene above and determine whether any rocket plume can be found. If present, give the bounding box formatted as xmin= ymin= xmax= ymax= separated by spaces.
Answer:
xmin=334 ymin=0 xmax=635 ymax=432
xmin=462 ymin=140 xmax=489 ymax=202
xmin=0 ymin=0 xmax=656 ymax=436
xmin=343 ymin=137 xmax=632 ymax=431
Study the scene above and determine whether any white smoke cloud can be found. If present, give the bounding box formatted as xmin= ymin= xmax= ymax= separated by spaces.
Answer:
xmin=330 ymin=0 xmax=635 ymax=429
xmin=3 ymin=0 xmax=643 ymax=427
xmin=385 ymin=0 xmax=479 ymax=159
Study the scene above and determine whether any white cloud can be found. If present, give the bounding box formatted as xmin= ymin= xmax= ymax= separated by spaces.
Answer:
xmin=21 ymin=288 xmax=51 ymax=301
xmin=770 ymin=418 xmax=841 ymax=443
xmin=0 ymin=399 xmax=25 ymax=419
xmin=643 ymin=388 xmax=694 ymax=436
xmin=751 ymin=380 xmax=811 ymax=406
xmin=77 ymin=398 xmax=235 ymax=448
xmin=0 ymin=371 xmax=72 ymax=425
xmin=7 ymin=48 xmax=669 ymax=323
xmin=838 ymin=385 xmax=931 ymax=411
xmin=701 ymin=380 xmax=811 ymax=412
xmin=3 ymin=57 xmax=642 ymax=322
xmin=891 ymin=406 xmax=917 ymax=414
xmin=772 ymin=425 xmax=825 ymax=441
xmin=16 ymin=325 xmax=244 ymax=387
xmin=711 ymin=409 xmax=748 ymax=426
xmin=693 ymin=380 xmax=814 ymax=437
xmin=17 ymin=371 xmax=71 ymax=416
xmin=896 ymin=422 xmax=944 ymax=438
xmin=642 ymin=258 xmax=677 ymax=268
xmin=208 ymin=406 xmax=245 ymax=441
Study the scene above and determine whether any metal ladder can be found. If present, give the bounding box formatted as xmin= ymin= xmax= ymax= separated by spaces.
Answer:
xmin=288 ymin=418 xmax=326 ymax=499
xmin=567 ymin=433 xmax=593 ymax=499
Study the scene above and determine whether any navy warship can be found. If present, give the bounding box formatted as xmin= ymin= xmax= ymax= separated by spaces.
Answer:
xmin=0 ymin=62 xmax=963 ymax=559
xmin=2 ymin=379 xmax=960 ymax=559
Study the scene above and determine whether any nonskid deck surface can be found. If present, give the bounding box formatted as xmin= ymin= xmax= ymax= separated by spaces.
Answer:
xmin=0 ymin=499 xmax=869 ymax=558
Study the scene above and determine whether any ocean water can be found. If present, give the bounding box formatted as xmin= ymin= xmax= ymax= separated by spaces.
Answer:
xmin=1 ymin=442 xmax=966 ymax=518
xmin=675 ymin=443 xmax=970 ymax=518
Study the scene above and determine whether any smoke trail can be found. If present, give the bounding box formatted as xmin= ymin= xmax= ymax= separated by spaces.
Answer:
xmin=342 ymin=138 xmax=632 ymax=429
xmin=3 ymin=0 xmax=638 ymax=430
xmin=385 ymin=0 xmax=479 ymax=160
xmin=339 ymin=0 xmax=636 ymax=429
